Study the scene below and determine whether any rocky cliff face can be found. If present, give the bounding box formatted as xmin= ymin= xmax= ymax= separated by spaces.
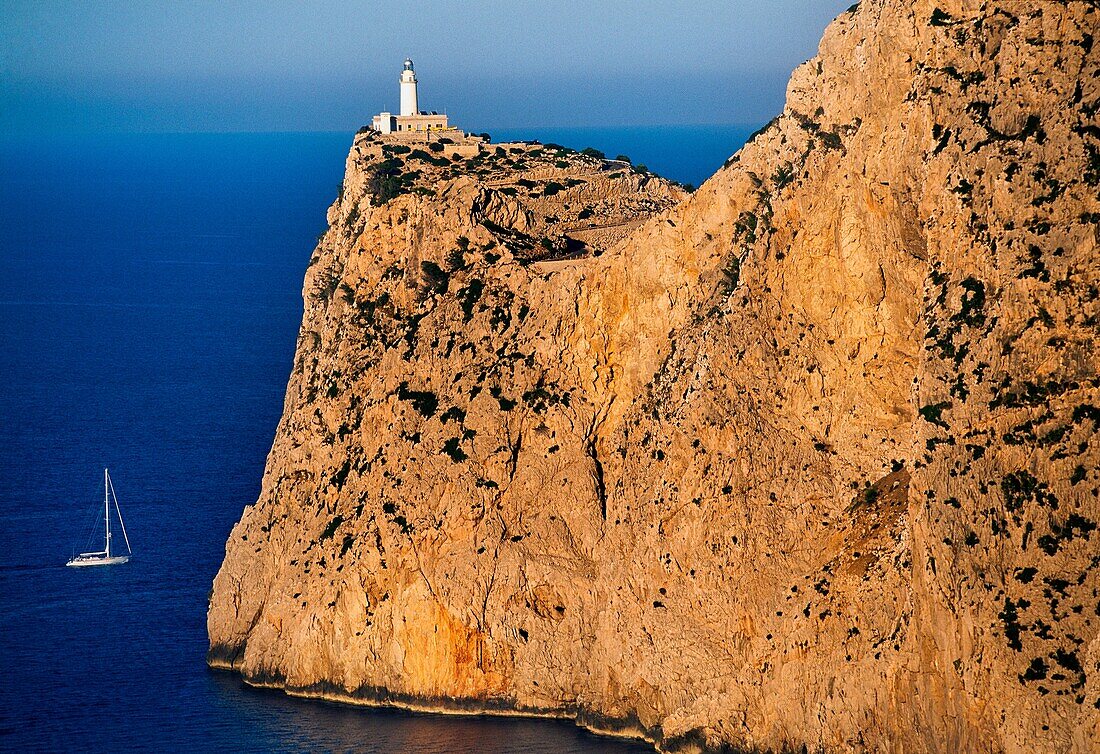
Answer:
xmin=208 ymin=1 xmax=1100 ymax=751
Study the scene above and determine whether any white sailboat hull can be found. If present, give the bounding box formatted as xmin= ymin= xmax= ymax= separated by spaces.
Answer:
xmin=66 ymin=553 xmax=130 ymax=567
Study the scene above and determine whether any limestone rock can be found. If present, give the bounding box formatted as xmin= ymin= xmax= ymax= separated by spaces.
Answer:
xmin=209 ymin=2 xmax=1100 ymax=751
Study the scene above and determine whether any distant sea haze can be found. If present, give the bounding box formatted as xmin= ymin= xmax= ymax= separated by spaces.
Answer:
xmin=0 ymin=127 xmax=750 ymax=752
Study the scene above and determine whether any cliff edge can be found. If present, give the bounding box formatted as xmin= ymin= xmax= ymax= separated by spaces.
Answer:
xmin=209 ymin=1 xmax=1100 ymax=751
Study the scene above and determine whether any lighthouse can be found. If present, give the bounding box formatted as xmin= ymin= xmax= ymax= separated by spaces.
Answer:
xmin=400 ymin=58 xmax=418 ymax=117
xmin=370 ymin=59 xmax=452 ymax=135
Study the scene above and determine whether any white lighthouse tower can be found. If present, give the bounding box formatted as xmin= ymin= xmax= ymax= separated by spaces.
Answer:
xmin=400 ymin=58 xmax=418 ymax=117
xmin=370 ymin=58 xmax=451 ymax=135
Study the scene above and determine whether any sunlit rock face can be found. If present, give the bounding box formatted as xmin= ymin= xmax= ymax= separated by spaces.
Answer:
xmin=209 ymin=1 xmax=1100 ymax=751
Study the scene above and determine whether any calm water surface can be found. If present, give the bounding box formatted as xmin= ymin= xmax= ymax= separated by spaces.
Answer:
xmin=0 ymin=129 xmax=748 ymax=752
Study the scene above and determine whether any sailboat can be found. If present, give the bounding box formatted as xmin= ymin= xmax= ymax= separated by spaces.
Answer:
xmin=67 ymin=468 xmax=131 ymax=567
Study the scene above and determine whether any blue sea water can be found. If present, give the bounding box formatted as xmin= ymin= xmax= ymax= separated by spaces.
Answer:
xmin=0 ymin=129 xmax=750 ymax=752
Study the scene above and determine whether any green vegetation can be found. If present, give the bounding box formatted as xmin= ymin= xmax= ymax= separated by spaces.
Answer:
xmin=1000 ymin=471 xmax=1059 ymax=513
xmin=719 ymin=255 xmax=741 ymax=294
xmin=441 ymin=437 xmax=468 ymax=462
xmin=330 ymin=460 xmax=351 ymax=489
xmin=320 ymin=515 xmax=344 ymax=541
xmin=930 ymin=8 xmax=955 ymax=26
xmin=408 ymin=149 xmax=451 ymax=167
xmin=458 ymin=279 xmax=484 ymax=321
xmin=990 ymin=379 xmax=1074 ymax=410
xmin=1084 ymin=142 xmax=1099 ymax=187
xmin=918 ymin=401 xmax=952 ymax=429
xmin=367 ymin=158 xmax=405 ymax=206
xmin=1014 ymin=567 xmax=1037 ymax=583
xmin=818 ymin=131 xmax=843 ymax=151
xmin=1072 ymin=404 xmax=1099 ymax=427
xmin=735 ymin=211 xmax=758 ymax=243
xmin=521 ymin=386 xmax=569 ymax=414
xmin=446 ymin=239 xmax=469 ymax=271
xmin=420 ymin=260 xmax=449 ymax=296
xmin=999 ymin=597 xmax=1025 ymax=651
xmin=314 ymin=271 xmax=341 ymax=302
xmin=1037 ymin=513 xmax=1097 ymax=556
xmin=489 ymin=386 xmax=516 ymax=411
xmin=953 ymin=277 xmax=986 ymax=326
xmin=772 ymin=163 xmax=794 ymax=189
xmin=396 ymin=382 xmax=439 ymax=418
xmin=1021 ymin=657 xmax=1048 ymax=682
xmin=440 ymin=406 xmax=466 ymax=424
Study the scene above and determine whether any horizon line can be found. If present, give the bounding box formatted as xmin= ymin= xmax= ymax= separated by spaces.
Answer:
xmin=0 ymin=121 xmax=768 ymax=138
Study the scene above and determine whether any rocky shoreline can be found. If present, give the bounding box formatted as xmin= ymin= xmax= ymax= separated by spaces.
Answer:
xmin=209 ymin=650 xmax=661 ymax=751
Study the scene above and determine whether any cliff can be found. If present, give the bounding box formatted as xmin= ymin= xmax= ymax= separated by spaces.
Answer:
xmin=208 ymin=1 xmax=1100 ymax=751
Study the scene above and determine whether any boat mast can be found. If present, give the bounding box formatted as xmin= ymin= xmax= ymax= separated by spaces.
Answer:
xmin=107 ymin=471 xmax=131 ymax=556
xmin=104 ymin=467 xmax=111 ymax=558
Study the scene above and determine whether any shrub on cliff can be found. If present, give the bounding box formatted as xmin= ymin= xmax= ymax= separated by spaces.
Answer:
xmin=408 ymin=149 xmax=450 ymax=167
xmin=446 ymin=238 xmax=471 ymax=271
xmin=367 ymin=158 xmax=405 ymax=206
xmin=445 ymin=246 xmax=466 ymax=272
xmin=441 ymin=437 xmax=468 ymax=463
xmin=396 ymin=381 xmax=438 ymax=418
xmin=419 ymin=260 xmax=449 ymax=296
xmin=720 ymin=256 xmax=741 ymax=294
xmin=319 ymin=515 xmax=344 ymax=540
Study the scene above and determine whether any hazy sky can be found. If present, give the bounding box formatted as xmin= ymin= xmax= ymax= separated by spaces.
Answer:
xmin=2 ymin=1 xmax=854 ymax=133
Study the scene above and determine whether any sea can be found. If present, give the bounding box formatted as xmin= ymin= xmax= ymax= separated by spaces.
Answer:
xmin=0 ymin=125 xmax=753 ymax=753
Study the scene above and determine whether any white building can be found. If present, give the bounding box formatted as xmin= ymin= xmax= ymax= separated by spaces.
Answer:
xmin=400 ymin=58 xmax=418 ymax=116
xmin=372 ymin=59 xmax=451 ymax=135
